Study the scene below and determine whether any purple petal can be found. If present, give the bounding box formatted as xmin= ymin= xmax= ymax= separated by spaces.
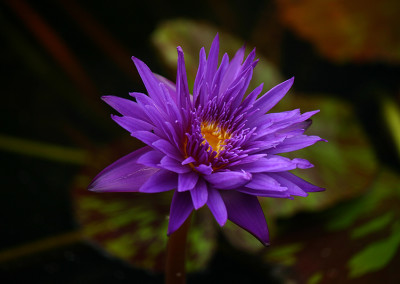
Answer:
xmin=245 ymin=173 xmax=286 ymax=190
xmin=293 ymin=158 xmax=314 ymax=169
xmin=267 ymin=173 xmax=309 ymax=197
xmin=274 ymin=172 xmax=324 ymax=192
xmin=267 ymin=135 xmax=326 ymax=154
xmin=219 ymin=45 xmax=245 ymax=92
xmin=131 ymin=56 xmax=165 ymax=106
xmin=167 ymin=191 xmax=193 ymax=235
xmin=88 ymin=147 xmax=158 ymax=192
xmin=111 ymin=115 xmax=153 ymax=133
xmin=252 ymin=77 xmax=294 ymax=114
xmin=205 ymin=34 xmax=220 ymax=87
xmin=190 ymin=178 xmax=208 ymax=209
xmin=153 ymin=74 xmax=177 ymax=103
xmin=178 ymin=171 xmax=199 ymax=192
xmin=139 ymin=169 xmax=178 ymax=193
xmin=193 ymin=47 xmax=207 ymax=106
xmin=221 ymin=191 xmax=270 ymax=245
xmin=231 ymin=156 xmax=296 ymax=173
xmin=194 ymin=164 xmax=213 ymax=175
xmin=102 ymin=95 xmax=149 ymax=122
xmin=207 ymin=187 xmax=227 ymax=226
xmin=176 ymin=46 xmax=190 ymax=109
xmin=159 ymin=156 xmax=190 ymax=173
xmin=137 ymin=149 xmax=164 ymax=167
xmin=204 ymin=171 xmax=252 ymax=189
xmin=237 ymin=187 xmax=291 ymax=198
xmin=182 ymin=156 xmax=196 ymax=165
xmin=131 ymin=130 xmax=159 ymax=145
xmin=152 ymin=139 xmax=183 ymax=161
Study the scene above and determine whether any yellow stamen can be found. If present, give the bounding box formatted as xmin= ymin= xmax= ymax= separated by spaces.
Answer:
xmin=201 ymin=121 xmax=231 ymax=155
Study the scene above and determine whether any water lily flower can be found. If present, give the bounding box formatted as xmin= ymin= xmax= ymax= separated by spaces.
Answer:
xmin=89 ymin=35 xmax=325 ymax=245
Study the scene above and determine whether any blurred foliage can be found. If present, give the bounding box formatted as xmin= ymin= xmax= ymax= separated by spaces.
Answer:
xmin=277 ymin=0 xmax=400 ymax=63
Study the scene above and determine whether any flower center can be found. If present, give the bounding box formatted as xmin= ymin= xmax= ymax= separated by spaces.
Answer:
xmin=201 ymin=122 xmax=230 ymax=155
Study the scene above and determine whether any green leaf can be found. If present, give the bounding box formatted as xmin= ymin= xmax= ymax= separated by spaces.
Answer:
xmin=351 ymin=212 xmax=393 ymax=239
xmin=348 ymin=223 xmax=400 ymax=278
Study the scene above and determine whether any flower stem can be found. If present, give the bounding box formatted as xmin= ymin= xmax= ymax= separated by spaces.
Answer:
xmin=165 ymin=215 xmax=192 ymax=284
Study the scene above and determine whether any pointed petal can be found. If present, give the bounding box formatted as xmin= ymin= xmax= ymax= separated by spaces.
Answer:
xmin=253 ymin=77 xmax=294 ymax=114
xmin=230 ymin=156 xmax=296 ymax=173
xmin=102 ymin=95 xmax=148 ymax=122
xmin=207 ymin=187 xmax=227 ymax=226
xmin=272 ymin=172 xmax=324 ymax=193
xmin=176 ymin=46 xmax=190 ymax=109
xmin=167 ymin=191 xmax=193 ymax=235
xmin=152 ymin=139 xmax=183 ymax=161
xmin=267 ymin=172 xmax=309 ymax=197
xmin=205 ymin=34 xmax=220 ymax=87
xmin=153 ymin=74 xmax=177 ymax=102
xmin=204 ymin=171 xmax=252 ymax=189
xmin=245 ymin=173 xmax=286 ymax=190
xmin=178 ymin=171 xmax=199 ymax=192
xmin=139 ymin=169 xmax=178 ymax=193
xmin=267 ymin=135 xmax=326 ymax=154
xmin=88 ymin=147 xmax=158 ymax=192
xmin=137 ymin=149 xmax=164 ymax=167
xmin=219 ymin=45 xmax=245 ymax=91
xmin=111 ymin=115 xmax=154 ymax=133
xmin=190 ymin=178 xmax=208 ymax=209
xmin=131 ymin=56 xmax=165 ymax=106
xmin=159 ymin=156 xmax=190 ymax=173
xmin=221 ymin=191 xmax=270 ymax=245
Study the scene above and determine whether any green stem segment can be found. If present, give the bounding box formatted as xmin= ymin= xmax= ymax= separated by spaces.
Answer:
xmin=165 ymin=215 xmax=192 ymax=284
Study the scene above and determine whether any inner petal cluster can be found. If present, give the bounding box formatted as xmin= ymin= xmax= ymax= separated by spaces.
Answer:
xmin=201 ymin=121 xmax=230 ymax=155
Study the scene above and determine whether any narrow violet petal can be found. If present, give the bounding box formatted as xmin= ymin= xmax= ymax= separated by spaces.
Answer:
xmin=176 ymin=46 xmax=190 ymax=109
xmin=267 ymin=135 xmax=326 ymax=154
xmin=182 ymin=156 xmax=196 ymax=165
xmin=131 ymin=56 xmax=165 ymax=106
xmin=207 ymin=187 xmax=227 ymax=226
xmin=194 ymin=164 xmax=213 ymax=175
xmin=231 ymin=156 xmax=296 ymax=173
xmin=101 ymin=95 xmax=149 ymax=122
xmin=152 ymin=139 xmax=183 ymax=161
xmin=245 ymin=173 xmax=287 ymax=191
xmin=267 ymin=173 xmax=308 ymax=197
xmin=178 ymin=171 xmax=199 ymax=192
xmin=190 ymin=178 xmax=208 ymax=210
xmin=131 ymin=130 xmax=159 ymax=145
xmin=275 ymin=172 xmax=325 ymax=192
xmin=237 ymin=187 xmax=291 ymax=198
xmin=111 ymin=115 xmax=154 ymax=133
xmin=219 ymin=45 xmax=245 ymax=92
xmin=139 ymin=169 xmax=178 ymax=193
xmin=88 ymin=147 xmax=158 ymax=192
xmin=153 ymin=74 xmax=177 ymax=103
xmin=204 ymin=171 xmax=252 ymax=190
xmin=293 ymin=158 xmax=314 ymax=169
xmin=159 ymin=156 xmax=191 ymax=173
xmin=205 ymin=34 xmax=220 ymax=87
xmin=221 ymin=191 xmax=270 ymax=245
xmin=167 ymin=191 xmax=193 ymax=235
xmin=252 ymin=77 xmax=294 ymax=114
xmin=137 ymin=149 xmax=164 ymax=167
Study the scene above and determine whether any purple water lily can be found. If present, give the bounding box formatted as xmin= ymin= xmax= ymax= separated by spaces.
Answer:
xmin=89 ymin=35 xmax=325 ymax=245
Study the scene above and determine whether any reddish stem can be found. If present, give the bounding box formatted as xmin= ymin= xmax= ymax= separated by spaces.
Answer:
xmin=165 ymin=215 xmax=192 ymax=284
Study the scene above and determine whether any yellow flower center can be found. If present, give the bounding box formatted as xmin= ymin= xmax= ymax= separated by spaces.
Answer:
xmin=201 ymin=122 xmax=230 ymax=155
